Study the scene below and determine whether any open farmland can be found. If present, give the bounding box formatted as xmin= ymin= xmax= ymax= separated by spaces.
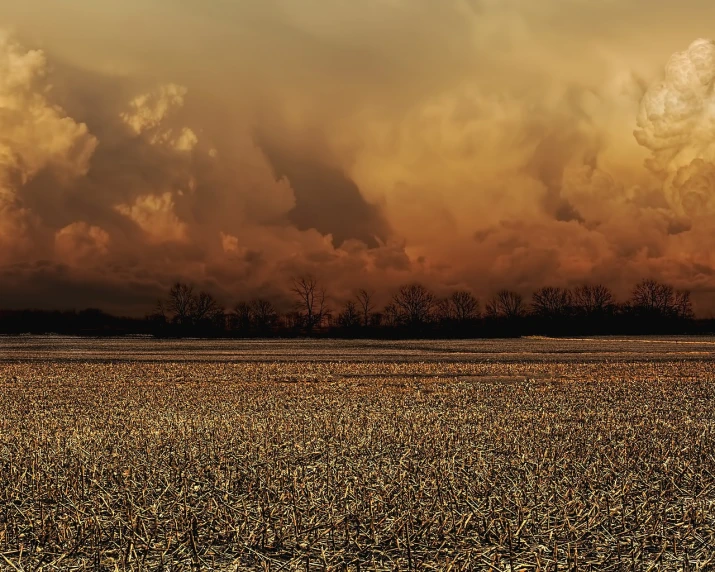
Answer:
xmin=1 ymin=337 xmax=715 ymax=570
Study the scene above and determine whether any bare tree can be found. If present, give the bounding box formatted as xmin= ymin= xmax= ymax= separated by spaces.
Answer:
xmin=355 ymin=289 xmax=375 ymax=327
xmin=392 ymin=283 xmax=436 ymax=326
xmin=338 ymin=300 xmax=361 ymax=329
xmin=369 ymin=312 xmax=384 ymax=328
xmin=531 ymin=287 xmax=572 ymax=319
xmin=193 ymin=291 xmax=222 ymax=323
xmin=291 ymin=275 xmax=330 ymax=333
xmin=383 ymin=302 xmax=400 ymax=327
xmin=573 ymin=284 xmax=615 ymax=317
xmin=282 ymin=311 xmax=302 ymax=330
xmin=164 ymin=282 xmax=223 ymax=328
xmin=152 ymin=299 xmax=167 ymax=322
xmin=675 ymin=290 xmax=694 ymax=320
xmin=435 ymin=298 xmax=454 ymax=323
xmin=630 ymin=279 xmax=691 ymax=318
xmin=631 ymin=279 xmax=673 ymax=314
xmin=167 ymin=282 xmax=196 ymax=325
xmin=251 ymin=299 xmax=278 ymax=331
xmin=486 ymin=290 xmax=525 ymax=320
xmin=232 ymin=301 xmax=253 ymax=332
xmin=449 ymin=290 xmax=480 ymax=322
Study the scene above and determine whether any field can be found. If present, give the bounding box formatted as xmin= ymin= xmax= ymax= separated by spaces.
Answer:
xmin=1 ymin=337 xmax=715 ymax=571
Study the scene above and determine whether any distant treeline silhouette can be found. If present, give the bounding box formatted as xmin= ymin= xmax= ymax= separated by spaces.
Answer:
xmin=1 ymin=277 xmax=712 ymax=337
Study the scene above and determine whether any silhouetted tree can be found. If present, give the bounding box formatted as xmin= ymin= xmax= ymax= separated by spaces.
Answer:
xmin=675 ymin=291 xmax=694 ymax=320
xmin=150 ymin=300 xmax=168 ymax=325
xmin=338 ymin=300 xmax=361 ymax=329
xmin=486 ymin=290 xmax=525 ymax=320
xmin=163 ymin=282 xmax=224 ymax=330
xmin=631 ymin=279 xmax=673 ymax=315
xmin=291 ymin=275 xmax=330 ymax=333
xmin=392 ymin=283 xmax=436 ymax=326
xmin=630 ymin=279 xmax=693 ymax=319
xmin=232 ymin=301 xmax=253 ymax=333
xmin=383 ymin=302 xmax=400 ymax=327
xmin=251 ymin=299 xmax=278 ymax=332
xmin=435 ymin=298 xmax=454 ymax=323
xmin=356 ymin=289 xmax=375 ymax=327
xmin=167 ymin=282 xmax=195 ymax=326
xmin=573 ymin=284 xmax=615 ymax=317
xmin=369 ymin=312 xmax=384 ymax=328
xmin=11 ymin=274 xmax=708 ymax=339
xmin=282 ymin=311 xmax=302 ymax=330
xmin=449 ymin=290 xmax=480 ymax=322
xmin=193 ymin=291 xmax=222 ymax=323
xmin=531 ymin=287 xmax=572 ymax=319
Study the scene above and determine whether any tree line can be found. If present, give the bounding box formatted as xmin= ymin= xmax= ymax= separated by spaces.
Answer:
xmin=141 ymin=277 xmax=705 ymax=338
xmin=0 ymin=277 xmax=708 ymax=337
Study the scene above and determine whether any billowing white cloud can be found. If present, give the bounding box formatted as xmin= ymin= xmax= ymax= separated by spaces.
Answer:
xmin=636 ymin=39 xmax=715 ymax=171
xmin=120 ymin=84 xmax=198 ymax=151
xmin=55 ymin=222 xmax=110 ymax=264
xmin=635 ymin=39 xmax=715 ymax=216
xmin=169 ymin=127 xmax=199 ymax=152
xmin=670 ymin=159 xmax=715 ymax=217
xmin=120 ymin=83 xmax=187 ymax=134
xmin=0 ymin=32 xmax=97 ymax=260
xmin=220 ymin=232 xmax=240 ymax=254
xmin=114 ymin=192 xmax=188 ymax=243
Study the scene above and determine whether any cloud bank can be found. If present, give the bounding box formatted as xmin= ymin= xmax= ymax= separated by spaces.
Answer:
xmin=0 ymin=1 xmax=714 ymax=314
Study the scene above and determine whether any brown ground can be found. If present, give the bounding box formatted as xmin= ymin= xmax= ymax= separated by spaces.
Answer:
xmin=1 ymin=337 xmax=714 ymax=570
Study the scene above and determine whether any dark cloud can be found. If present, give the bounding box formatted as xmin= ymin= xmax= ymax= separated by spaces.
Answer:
xmin=258 ymin=136 xmax=389 ymax=248
xmin=0 ymin=261 xmax=164 ymax=313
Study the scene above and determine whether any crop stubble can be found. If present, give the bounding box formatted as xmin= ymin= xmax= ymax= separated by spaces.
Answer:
xmin=0 ymin=339 xmax=714 ymax=570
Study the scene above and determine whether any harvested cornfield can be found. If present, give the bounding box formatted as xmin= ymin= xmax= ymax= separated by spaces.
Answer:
xmin=1 ymin=337 xmax=714 ymax=570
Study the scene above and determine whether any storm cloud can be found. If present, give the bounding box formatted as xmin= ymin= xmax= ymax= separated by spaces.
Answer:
xmin=1 ymin=1 xmax=715 ymax=314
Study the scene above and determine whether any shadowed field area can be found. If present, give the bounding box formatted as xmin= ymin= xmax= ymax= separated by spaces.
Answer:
xmin=1 ymin=337 xmax=714 ymax=570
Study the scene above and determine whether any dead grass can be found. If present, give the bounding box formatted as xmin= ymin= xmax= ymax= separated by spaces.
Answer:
xmin=1 ymin=347 xmax=714 ymax=570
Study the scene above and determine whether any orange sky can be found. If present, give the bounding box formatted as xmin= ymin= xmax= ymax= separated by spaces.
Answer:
xmin=1 ymin=1 xmax=715 ymax=314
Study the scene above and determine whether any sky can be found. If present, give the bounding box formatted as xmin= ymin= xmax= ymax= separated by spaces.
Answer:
xmin=1 ymin=0 xmax=715 ymax=315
